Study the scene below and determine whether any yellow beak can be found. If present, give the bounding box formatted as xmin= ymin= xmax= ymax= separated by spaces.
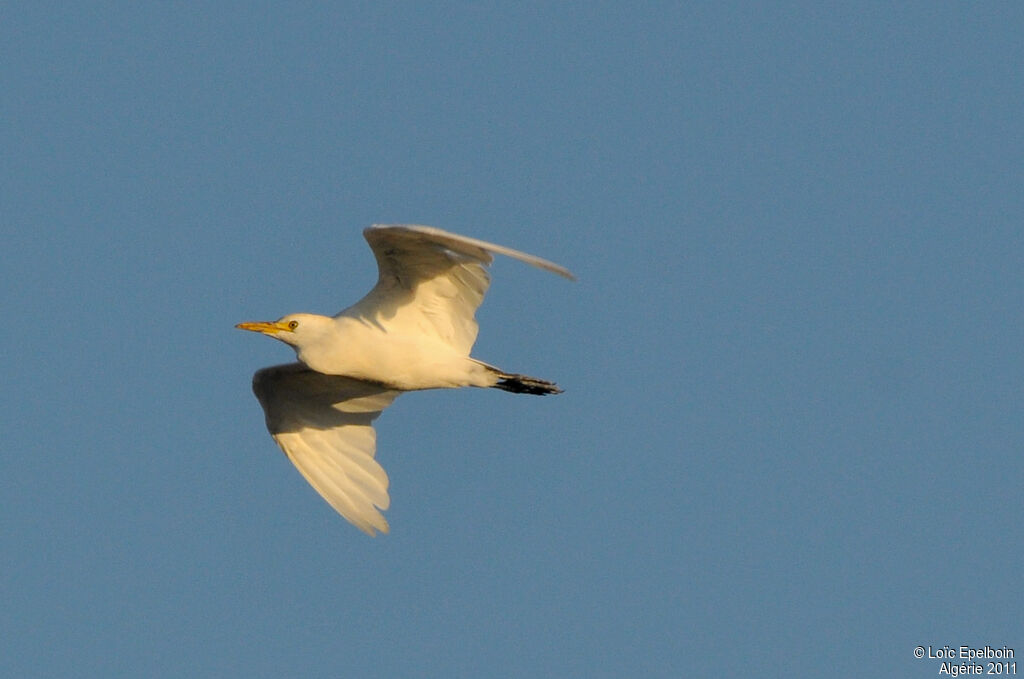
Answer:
xmin=235 ymin=320 xmax=293 ymax=335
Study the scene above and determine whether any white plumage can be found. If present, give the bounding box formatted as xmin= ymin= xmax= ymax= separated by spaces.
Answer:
xmin=237 ymin=224 xmax=573 ymax=535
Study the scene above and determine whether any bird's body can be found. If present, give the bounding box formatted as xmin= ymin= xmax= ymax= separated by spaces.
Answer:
xmin=281 ymin=313 xmax=495 ymax=391
xmin=237 ymin=224 xmax=573 ymax=535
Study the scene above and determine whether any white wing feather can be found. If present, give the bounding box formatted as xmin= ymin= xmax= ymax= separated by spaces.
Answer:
xmin=252 ymin=363 xmax=400 ymax=535
xmin=340 ymin=224 xmax=574 ymax=355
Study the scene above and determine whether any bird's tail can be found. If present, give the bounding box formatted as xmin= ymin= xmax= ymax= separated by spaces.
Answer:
xmin=490 ymin=370 xmax=563 ymax=395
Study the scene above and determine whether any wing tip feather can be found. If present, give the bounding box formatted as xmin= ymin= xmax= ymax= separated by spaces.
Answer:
xmin=365 ymin=224 xmax=576 ymax=280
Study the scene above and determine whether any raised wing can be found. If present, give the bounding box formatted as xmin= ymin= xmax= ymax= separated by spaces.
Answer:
xmin=340 ymin=224 xmax=574 ymax=355
xmin=252 ymin=363 xmax=401 ymax=536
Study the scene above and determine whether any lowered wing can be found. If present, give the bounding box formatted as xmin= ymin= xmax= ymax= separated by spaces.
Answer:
xmin=252 ymin=363 xmax=401 ymax=536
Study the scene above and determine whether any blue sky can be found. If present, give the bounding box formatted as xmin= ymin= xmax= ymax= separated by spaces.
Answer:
xmin=3 ymin=3 xmax=1021 ymax=677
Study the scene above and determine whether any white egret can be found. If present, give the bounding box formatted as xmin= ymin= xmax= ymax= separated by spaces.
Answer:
xmin=237 ymin=224 xmax=574 ymax=535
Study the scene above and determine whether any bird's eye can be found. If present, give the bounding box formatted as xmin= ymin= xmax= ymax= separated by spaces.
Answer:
xmin=288 ymin=320 xmax=299 ymax=330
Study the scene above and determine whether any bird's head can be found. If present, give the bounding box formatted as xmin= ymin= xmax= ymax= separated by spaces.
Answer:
xmin=235 ymin=313 xmax=333 ymax=348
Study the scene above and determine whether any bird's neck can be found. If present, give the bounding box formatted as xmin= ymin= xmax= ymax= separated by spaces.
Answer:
xmin=292 ymin=319 xmax=355 ymax=376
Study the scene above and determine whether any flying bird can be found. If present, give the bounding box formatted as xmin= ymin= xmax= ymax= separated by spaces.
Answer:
xmin=237 ymin=224 xmax=574 ymax=535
